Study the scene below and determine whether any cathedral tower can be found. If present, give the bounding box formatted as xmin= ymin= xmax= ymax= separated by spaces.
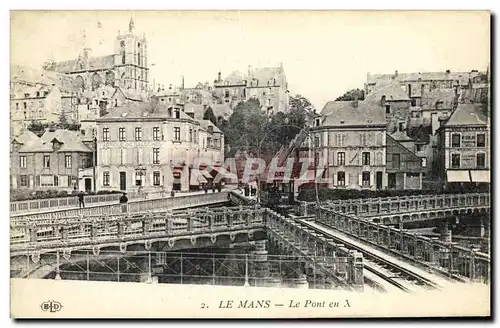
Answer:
xmin=114 ymin=16 xmax=149 ymax=92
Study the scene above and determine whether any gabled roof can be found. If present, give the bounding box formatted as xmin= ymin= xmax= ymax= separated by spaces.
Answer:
xmin=321 ymin=100 xmax=386 ymax=126
xmin=444 ymin=102 xmax=488 ymax=127
xmin=224 ymin=70 xmax=245 ymax=85
xmin=12 ymin=130 xmax=39 ymax=145
xmin=248 ymin=66 xmax=284 ymax=86
xmin=53 ymin=55 xmax=115 ymax=73
xmin=390 ymin=131 xmax=414 ymax=142
xmin=99 ymin=101 xmax=194 ymax=121
xmin=367 ymin=71 xmax=478 ymax=86
xmin=113 ymin=87 xmax=147 ymax=102
xmin=198 ymin=120 xmax=222 ymax=134
xmin=365 ymin=83 xmax=410 ymax=102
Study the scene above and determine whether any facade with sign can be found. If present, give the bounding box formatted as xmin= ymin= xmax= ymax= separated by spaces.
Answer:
xmin=314 ymin=97 xmax=388 ymax=190
xmin=95 ymin=100 xmax=224 ymax=193
xmin=437 ymin=102 xmax=490 ymax=186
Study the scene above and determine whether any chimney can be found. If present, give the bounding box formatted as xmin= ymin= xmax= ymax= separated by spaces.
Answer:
xmin=380 ymin=95 xmax=386 ymax=108
xmin=168 ymin=84 xmax=173 ymax=90
xmin=446 ymin=69 xmax=451 ymax=75
xmin=83 ymin=47 xmax=92 ymax=60
xmin=217 ymin=71 xmax=221 ymax=82
xmin=395 ymin=70 xmax=399 ymax=78
xmin=431 ymin=113 xmax=440 ymax=135
xmin=352 ymin=95 xmax=359 ymax=108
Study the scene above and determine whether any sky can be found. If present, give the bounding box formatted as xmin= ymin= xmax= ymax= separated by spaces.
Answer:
xmin=10 ymin=10 xmax=490 ymax=110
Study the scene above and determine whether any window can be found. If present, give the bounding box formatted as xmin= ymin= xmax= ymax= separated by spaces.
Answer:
xmin=451 ymin=154 xmax=460 ymax=168
xmin=153 ymin=148 xmax=160 ymax=164
xmin=153 ymin=127 xmax=160 ymax=141
xmin=362 ymin=172 xmax=371 ymax=187
xmin=398 ymin=122 xmax=404 ymax=132
xmin=314 ymin=136 xmax=320 ymax=148
xmin=336 ymin=133 xmax=346 ymax=147
xmin=193 ymin=130 xmax=197 ymax=142
xmin=120 ymin=148 xmax=127 ymax=165
xmin=189 ymin=129 xmax=193 ymax=142
xmin=337 ymin=172 xmax=346 ymax=186
xmin=15 ymin=103 xmax=19 ymax=110
xmin=476 ymin=153 xmax=485 ymax=168
xmin=65 ymin=155 xmax=72 ymax=168
xmin=135 ymin=127 xmax=142 ymax=141
xmin=23 ymin=102 xmax=27 ymax=110
xmin=153 ymin=171 xmax=161 ymax=186
xmin=174 ymin=127 xmax=180 ymax=141
xmin=175 ymin=109 xmax=180 ymax=119
xmin=103 ymin=128 xmax=110 ymax=141
xmin=360 ymin=133 xmax=367 ymax=146
xmin=416 ymin=144 xmax=422 ymax=151
xmin=43 ymin=155 xmax=50 ymax=168
xmin=337 ymin=152 xmax=345 ymax=166
xmin=477 ymin=133 xmax=485 ymax=147
xmin=135 ymin=171 xmax=144 ymax=186
xmin=19 ymin=156 xmax=26 ymax=168
xmin=385 ymin=105 xmax=391 ymax=114
xmin=225 ymin=89 xmax=230 ymax=98
xmin=119 ymin=128 xmax=126 ymax=141
xmin=421 ymin=158 xmax=427 ymax=167
xmin=451 ymin=133 xmax=461 ymax=147
xmin=411 ymin=98 xmax=416 ymax=106
xmin=20 ymin=175 xmax=28 ymax=187
xmin=103 ymin=171 xmax=110 ymax=186
xmin=53 ymin=175 xmax=59 ymax=187
xmin=362 ymin=152 xmax=370 ymax=165
xmin=392 ymin=154 xmax=400 ymax=169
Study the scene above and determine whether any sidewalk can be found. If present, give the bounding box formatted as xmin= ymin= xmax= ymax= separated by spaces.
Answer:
xmin=11 ymin=188 xmax=235 ymax=217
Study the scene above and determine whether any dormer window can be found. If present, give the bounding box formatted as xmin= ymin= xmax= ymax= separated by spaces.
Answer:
xmin=315 ymin=118 xmax=321 ymax=127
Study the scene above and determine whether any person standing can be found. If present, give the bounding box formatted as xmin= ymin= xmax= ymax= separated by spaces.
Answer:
xmin=119 ymin=192 xmax=128 ymax=213
xmin=78 ymin=191 xmax=85 ymax=208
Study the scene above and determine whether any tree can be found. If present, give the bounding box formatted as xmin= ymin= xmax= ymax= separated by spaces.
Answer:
xmin=203 ymin=106 xmax=217 ymax=126
xmin=335 ymin=88 xmax=365 ymax=101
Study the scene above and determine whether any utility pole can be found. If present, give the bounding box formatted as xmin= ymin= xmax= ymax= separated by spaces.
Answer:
xmin=93 ymin=136 xmax=97 ymax=192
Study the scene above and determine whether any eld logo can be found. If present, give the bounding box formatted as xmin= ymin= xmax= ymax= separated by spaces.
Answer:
xmin=40 ymin=300 xmax=63 ymax=313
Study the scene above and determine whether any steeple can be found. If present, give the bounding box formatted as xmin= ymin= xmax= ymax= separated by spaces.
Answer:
xmin=129 ymin=15 xmax=135 ymax=33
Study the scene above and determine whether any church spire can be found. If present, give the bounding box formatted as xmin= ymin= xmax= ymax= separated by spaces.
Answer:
xmin=129 ymin=15 xmax=135 ymax=33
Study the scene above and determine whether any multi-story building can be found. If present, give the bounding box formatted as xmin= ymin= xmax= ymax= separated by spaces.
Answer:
xmin=365 ymin=69 xmax=481 ymax=104
xmin=44 ymin=17 xmax=149 ymax=94
xmin=10 ymin=129 xmax=93 ymax=190
xmin=314 ymin=98 xmax=387 ymax=190
xmin=386 ymin=134 xmax=425 ymax=189
xmin=92 ymin=100 xmax=224 ymax=193
xmin=213 ymin=64 xmax=289 ymax=115
xmin=363 ymin=83 xmax=411 ymax=133
xmin=437 ymin=101 xmax=490 ymax=187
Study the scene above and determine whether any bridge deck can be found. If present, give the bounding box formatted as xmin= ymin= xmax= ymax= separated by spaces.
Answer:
xmin=300 ymin=220 xmax=456 ymax=289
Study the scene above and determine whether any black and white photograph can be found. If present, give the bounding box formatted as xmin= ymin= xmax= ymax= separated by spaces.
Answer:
xmin=8 ymin=10 xmax=491 ymax=318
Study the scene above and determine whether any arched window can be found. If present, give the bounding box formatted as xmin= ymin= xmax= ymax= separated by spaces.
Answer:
xmin=120 ymin=40 xmax=126 ymax=64
xmin=74 ymin=75 xmax=85 ymax=91
xmin=121 ymin=73 xmax=126 ymax=87
xmin=91 ymin=73 xmax=102 ymax=91
xmin=105 ymin=71 xmax=115 ymax=86
xmin=137 ymin=42 xmax=141 ymax=66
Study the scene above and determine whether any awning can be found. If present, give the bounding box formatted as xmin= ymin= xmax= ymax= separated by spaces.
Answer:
xmin=201 ymin=170 xmax=213 ymax=180
xmin=470 ymin=170 xmax=490 ymax=183
xmin=190 ymin=173 xmax=199 ymax=186
xmin=190 ymin=170 xmax=208 ymax=186
xmin=173 ymin=170 xmax=182 ymax=184
xmin=447 ymin=170 xmax=471 ymax=183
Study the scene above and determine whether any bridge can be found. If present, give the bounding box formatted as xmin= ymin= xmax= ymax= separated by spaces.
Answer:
xmin=10 ymin=191 xmax=490 ymax=290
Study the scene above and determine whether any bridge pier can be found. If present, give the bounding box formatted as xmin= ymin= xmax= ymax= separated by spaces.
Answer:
xmin=440 ymin=221 xmax=452 ymax=243
xmin=250 ymin=240 xmax=270 ymax=287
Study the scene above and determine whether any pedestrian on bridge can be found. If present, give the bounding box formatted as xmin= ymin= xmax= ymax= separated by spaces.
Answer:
xmin=78 ymin=191 xmax=85 ymax=208
xmin=119 ymin=192 xmax=128 ymax=213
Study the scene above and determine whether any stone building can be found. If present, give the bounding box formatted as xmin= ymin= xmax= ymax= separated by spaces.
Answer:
xmin=213 ymin=64 xmax=289 ymax=115
xmin=437 ymin=102 xmax=490 ymax=187
xmin=386 ymin=134 xmax=425 ymax=189
xmin=364 ymin=83 xmax=411 ymax=133
xmin=314 ymin=98 xmax=387 ymax=190
xmin=44 ymin=17 xmax=149 ymax=95
xmin=91 ymin=100 xmax=224 ymax=193
xmin=10 ymin=129 xmax=93 ymax=191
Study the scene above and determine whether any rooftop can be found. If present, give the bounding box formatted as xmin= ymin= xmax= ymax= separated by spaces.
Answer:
xmin=99 ymin=101 xmax=194 ymax=121
xmin=321 ymin=100 xmax=386 ymax=126
xmin=365 ymin=83 xmax=410 ymax=102
xmin=444 ymin=102 xmax=489 ymax=127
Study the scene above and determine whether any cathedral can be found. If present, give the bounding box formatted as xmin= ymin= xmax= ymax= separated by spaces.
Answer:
xmin=44 ymin=17 xmax=149 ymax=94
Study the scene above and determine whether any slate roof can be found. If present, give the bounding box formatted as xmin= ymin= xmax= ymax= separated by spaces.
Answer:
xmin=421 ymin=88 xmax=457 ymax=109
xmin=390 ymin=131 xmax=414 ymax=142
xmin=212 ymin=104 xmax=232 ymax=120
xmin=198 ymin=119 xmax=222 ymax=134
xmin=18 ymin=129 xmax=92 ymax=153
xmin=321 ymin=100 xmax=386 ymax=126
xmin=12 ymin=130 xmax=39 ymax=145
xmin=444 ymin=102 xmax=489 ymax=127
xmin=53 ymin=55 xmax=115 ymax=73
xmin=248 ymin=67 xmax=284 ymax=86
xmin=224 ymin=70 xmax=246 ymax=85
xmin=99 ymin=101 xmax=194 ymax=121
xmin=365 ymin=83 xmax=410 ymax=102
xmin=367 ymin=71 xmax=478 ymax=86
